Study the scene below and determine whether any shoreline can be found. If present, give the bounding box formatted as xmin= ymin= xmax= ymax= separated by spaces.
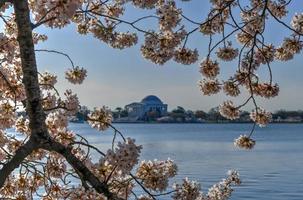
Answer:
xmin=70 ymin=121 xmax=303 ymax=124
xmin=111 ymin=122 xmax=303 ymax=124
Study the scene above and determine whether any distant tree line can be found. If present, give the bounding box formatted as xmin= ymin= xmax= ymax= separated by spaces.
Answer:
xmin=110 ymin=107 xmax=303 ymax=123
xmin=29 ymin=106 xmax=302 ymax=123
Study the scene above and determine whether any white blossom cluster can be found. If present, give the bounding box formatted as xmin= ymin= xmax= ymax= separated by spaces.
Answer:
xmin=268 ymin=0 xmax=288 ymax=19
xmin=172 ymin=178 xmax=203 ymax=200
xmin=141 ymin=30 xmax=187 ymax=65
xmin=62 ymin=89 xmax=79 ymax=115
xmin=200 ymin=16 xmax=223 ymax=36
xmin=171 ymin=170 xmax=240 ymax=200
xmin=39 ymin=71 xmax=57 ymax=90
xmin=109 ymin=176 xmax=135 ymax=198
xmin=45 ymin=111 xmax=68 ymax=133
xmin=104 ymin=138 xmax=142 ymax=176
xmin=291 ymin=13 xmax=303 ymax=34
xmin=88 ymin=22 xmax=139 ymax=49
xmin=131 ymin=0 xmax=159 ymax=9
xmin=42 ymin=92 xmax=57 ymax=110
xmin=226 ymin=170 xmax=241 ymax=185
xmin=198 ymin=79 xmax=221 ymax=96
xmin=223 ymin=81 xmax=240 ymax=97
xmin=0 ymin=33 xmax=15 ymax=62
xmin=46 ymin=157 xmax=67 ymax=178
xmin=275 ymin=37 xmax=302 ymax=61
xmin=254 ymin=44 xmax=276 ymax=64
xmin=254 ymin=83 xmax=279 ymax=98
xmin=0 ymin=66 xmax=10 ymax=92
xmin=207 ymin=180 xmax=234 ymax=199
xmin=200 ymin=58 xmax=220 ymax=79
xmin=136 ymin=159 xmax=177 ymax=192
xmin=219 ymin=101 xmax=240 ymax=120
xmin=250 ymin=108 xmax=272 ymax=127
xmin=216 ymin=45 xmax=239 ymax=61
xmin=68 ymin=187 xmax=106 ymax=200
xmin=174 ymin=48 xmax=198 ymax=65
xmin=44 ymin=108 xmax=76 ymax=145
xmin=0 ymin=101 xmax=16 ymax=129
xmin=110 ymin=32 xmax=138 ymax=49
xmin=234 ymin=134 xmax=256 ymax=150
xmin=14 ymin=116 xmax=30 ymax=135
xmin=0 ymin=130 xmax=8 ymax=148
xmin=88 ymin=107 xmax=113 ymax=131
xmin=137 ymin=195 xmax=153 ymax=200
xmin=139 ymin=0 xmax=198 ymax=65
xmin=29 ymin=0 xmax=84 ymax=28
xmin=104 ymin=3 xmax=124 ymax=18
xmin=156 ymin=0 xmax=181 ymax=31
xmin=0 ymin=63 xmax=26 ymax=102
xmin=204 ymin=170 xmax=240 ymax=200
xmin=65 ymin=66 xmax=87 ymax=84
xmin=200 ymin=0 xmax=232 ymax=35
xmin=240 ymin=10 xmax=265 ymax=35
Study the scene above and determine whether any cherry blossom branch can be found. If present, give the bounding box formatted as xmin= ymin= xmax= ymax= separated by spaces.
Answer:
xmin=255 ymin=44 xmax=273 ymax=84
xmin=39 ymin=83 xmax=60 ymax=96
xmin=43 ymin=139 xmax=123 ymax=200
xmin=267 ymin=6 xmax=303 ymax=36
xmin=83 ymin=10 xmax=155 ymax=36
xmin=0 ymin=63 xmax=18 ymax=106
xmin=208 ymin=24 xmax=245 ymax=55
xmin=35 ymin=49 xmax=75 ymax=68
xmin=130 ymin=173 xmax=156 ymax=200
xmin=32 ymin=6 xmax=59 ymax=29
xmin=0 ymin=137 xmax=38 ymax=188
xmin=69 ymin=141 xmax=106 ymax=157
xmin=247 ymin=34 xmax=259 ymax=111
xmin=228 ymin=4 xmax=269 ymax=48
xmin=182 ymin=0 xmax=236 ymax=48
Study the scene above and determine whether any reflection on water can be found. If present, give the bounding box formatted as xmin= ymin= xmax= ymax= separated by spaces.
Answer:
xmin=72 ymin=123 xmax=303 ymax=200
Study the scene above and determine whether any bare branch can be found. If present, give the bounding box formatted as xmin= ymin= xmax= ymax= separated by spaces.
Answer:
xmin=35 ymin=49 xmax=75 ymax=68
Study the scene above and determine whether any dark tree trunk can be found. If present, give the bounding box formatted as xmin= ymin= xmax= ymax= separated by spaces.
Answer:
xmin=0 ymin=0 xmax=47 ymax=188
xmin=14 ymin=0 xmax=49 ymax=140
xmin=0 ymin=1 xmax=121 ymax=199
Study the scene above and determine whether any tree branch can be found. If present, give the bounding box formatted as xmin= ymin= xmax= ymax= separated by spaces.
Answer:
xmin=43 ymin=139 xmax=123 ymax=200
xmin=0 ymin=137 xmax=38 ymax=188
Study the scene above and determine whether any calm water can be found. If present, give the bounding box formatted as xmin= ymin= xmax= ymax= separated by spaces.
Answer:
xmin=71 ymin=123 xmax=303 ymax=200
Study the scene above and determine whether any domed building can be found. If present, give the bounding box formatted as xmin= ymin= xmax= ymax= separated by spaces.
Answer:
xmin=125 ymin=95 xmax=168 ymax=120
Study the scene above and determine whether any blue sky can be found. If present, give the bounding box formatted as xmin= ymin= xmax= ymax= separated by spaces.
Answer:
xmin=28 ymin=1 xmax=303 ymax=111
